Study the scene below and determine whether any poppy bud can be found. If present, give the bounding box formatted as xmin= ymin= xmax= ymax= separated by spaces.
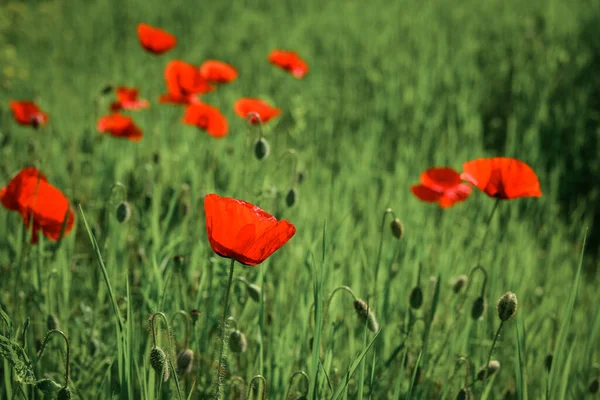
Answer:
xmin=477 ymin=360 xmax=500 ymax=380
xmin=409 ymin=287 xmax=423 ymax=310
xmin=100 ymin=84 xmax=113 ymax=95
xmin=57 ymin=386 xmax=71 ymax=400
xmin=471 ymin=296 xmax=486 ymax=320
xmin=150 ymin=346 xmax=170 ymax=382
xmin=247 ymin=283 xmax=262 ymax=302
xmin=496 ymin=291 xmax=518 ymax=321
xmin=353 ymin=299 xmax=379 ymax=333
xmin=390 ymin=218 xmax=405 ymax=240
xmin=115 ymin=201 xmax=131 ymax=223
xmin=286 ymin=188 xmax=298 ymax=207
xmin=47 ymin=314 xmax=60 ymax=331
xmin=35 ymin=379 xmax=61 ymax=396
xmin=297 ymin=170 xmax=307 ymax=184
xmin=229 ymin=329 xmax=248 ymax=353
xmin=589 ymin=378 xmax=599 ymax=394
xmin=176 ymin=348 xmax=194 ymax=375
xmin=254 ymin=137 xmax=270 ymax=160
xmin=190 ymin=309 xmax=201 ymax=325
xmin=456 ymin=388 xmax=470 ymax=400
xmin=452 ymin=275 xmax=468 ymax=293
xmin=544 ymin=354 xmax=553 ymax=372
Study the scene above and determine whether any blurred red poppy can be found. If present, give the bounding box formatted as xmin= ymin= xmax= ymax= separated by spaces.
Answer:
xmin=268 ymin=50 xmax=309 ymax=78
xmin=182 ymin=103 xmax=228 ymax=138
xmin=199 ymin=60 xmax=238 ymax=84
xmin=233 ymin=98 xmax=281 ymax=124
xmin=137 ymin=23 xmax=177 ymax=55
xmin=461 ymin=157 xmax=542 ymax=200
xmin=9 ymin=101 xmax=49 ymax=128
xmin=411 ymin=167 xmax=472 ymax=208
xmin=1 ymin=167 xmax=75 ymax=244
xmin=204 ymin=194 xmax=296 ymax=266
xmin=97 ymin=114 xmax=143 ymax=142
xmin=160 ymin=60 xmax=214 ymax=105
xmin=110 ymin=87 xmax=150 ymax=111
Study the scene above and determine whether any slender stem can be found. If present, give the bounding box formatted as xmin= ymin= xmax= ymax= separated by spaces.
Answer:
xmin=216 ymin=258 xmax=236 ymax=399
xmin=150 ymin=312 xmax=169 ymax=348
xmin=284 ymin=371 xmax=310 ymax=399
xmin=373 ymin=208 xmax=394 ymax=294
xmin=36 ymin=329 xmax=70 ymax=387
xmin=246 ymin=375 xmax=267 ymax=400
xmin=475 ymin=199 xmax=500 ymax=267
xmin=483 ymin=321 xmax=504 ymax=383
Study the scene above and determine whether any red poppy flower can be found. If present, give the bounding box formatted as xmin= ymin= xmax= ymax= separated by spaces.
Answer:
xmin=182 ymin=103 xmax=228 ymax=138
xmin=233 ymin=98 xmax=281 ymax=124
xmin=204 ymin=194 xmax=296 ymax=266
xmin=461 ymin=157 xmax=542 ymax=200
xmin=9 ymin=101 xmax=49 ymax=127
xmin=110 ymin=87 xmax=150 ymax=111
xmin=199 ymin=60 xmax=238 ymax=84
xmin=137 ymin=23 xmax=177 ymax=55
xmin=160 ymin=60 xmax=214 ymax=105
xmin=268 ymin=50 xmax=309 ymax=78
xmin=97 ymin=114 xmax=143 ymax=142
xmin=1 ymin=167 xmax=75 ymax=244
xmin=411 ymin=167 xmax=472 ymax=208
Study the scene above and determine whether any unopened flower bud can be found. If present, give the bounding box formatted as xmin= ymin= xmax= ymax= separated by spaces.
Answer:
xmin=496 ymin=291 xmax=518 ymax=321
xmin=150 ymin=346 xmax=170 ymax=381
xmin=353 ymin=299 xmax=379 ymax=333
xmin=47 ymin=314 xmax=59 ymax=331
xmin=456 ymin=388 xmax=470 ymax=400
xmin=176 ymin=348 xmax=194 ymax=375
xmin=190 ymin=309 xmax=201 ymax=324
xmin=100 ymin=84 xmax=113 ymax=95
xmin=57 ymin=386 xmax=71 ymax=400
xmin=247 ymin=283 xmax=262 ymax=302
xmin=409 ymin=287 xmax=423 ymax=310
xmin=589 ymin=378 xmax=599 ymax=394
xmin=35 ymin=379 xmax=61 ymax=396
xmin=254 ymin=138 xmax=270 ymax=160
xmin=116 ymin=201 xmax=131 ymax=223
xmin=471 ymin=296 xmax=486 ymax=320
xmin=229 ymin=330 xmax=247 ymax=353
xmin=452 ymin=275 xmax=468 ymax=294
xmin=390 ymin=218 xmax=405 ymax=240
xmin=477 ymin=360 xmax=500 ymax=380
xmin=286 ymin=188 xmax=298 ymax=207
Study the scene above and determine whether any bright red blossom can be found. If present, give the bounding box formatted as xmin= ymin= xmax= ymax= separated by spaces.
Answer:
xmin=461 ymin=157 xmax=542 ymax=200
xmin=199 ymin=60 xmax=238 ymax=84
xmin=137 ymin=23 xmax=177 ymax=54
xmin=1 ymin=167 xmax=75 ymax=244
xmin=9 ymin=101 xmax=49 ymax=127
xmin=411 ymin=167 xmax=472 ymax=208
xmin=97 ymin=114 xmax=143 ymax=142
xmin=204 ymin=194 xmax=296 ymax=266
xmin=268 ymin=50 xmax=309 ymax=78
xmin=160 ymin=60 xmax=214 ymax=105
xmin=182 ymin=103 xmax=229 ymax=138
xmin=233 ymin=98 xmax=281 ymax=124
xmin=110 ymin=87 xmax=150 ymax=111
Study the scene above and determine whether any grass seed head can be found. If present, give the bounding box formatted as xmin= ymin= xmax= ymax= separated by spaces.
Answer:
xmin=254 ymin=137 xmax=270 ymax=160
xmin=353 ymin=299 xmax=380 ymax=333
xmin=471 ymin=296 xmax=486 ymax=320
xmin=176 ymin=348 xmax=194 ymax=375
xmin=115 ymin=201 xmax=131 ymax=223
xmin=229 ymin=329 xmax=248 ymax=353
xmin=496 ymin=291 xmax=518 ymax=321
xmin=452 ymin=275 xmax=468 ymax=294
xmin=477 ymin=360 xmax=500 ymax=380
xmin=390 ymin=218 xmax=405 ymax=240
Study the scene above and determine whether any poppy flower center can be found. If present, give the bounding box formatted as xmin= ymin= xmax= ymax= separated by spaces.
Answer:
xmin=197 ymin=115 xmax=209 ymax=128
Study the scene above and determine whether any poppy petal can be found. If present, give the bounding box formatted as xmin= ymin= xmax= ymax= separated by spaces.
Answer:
xmin=199 ymin=60 xmax=238 ymax=84
xmin=233 ymin=98 xmax=281 ymax=124
xmin=411 ymin=184 xmax=443 ymax=203
xmin=182 ymin=103 xmax=228 ymax=138
xmin=268 ymin=50 xmax=309 ymax=78
xmin=9 ymin=101 xmax=49 ymax=127
xmin=137 ymin=23 xmax=177 ymax=54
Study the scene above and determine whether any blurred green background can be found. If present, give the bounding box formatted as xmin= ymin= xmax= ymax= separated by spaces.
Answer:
xmin=0 ymin=0 xmax=599 ymax=398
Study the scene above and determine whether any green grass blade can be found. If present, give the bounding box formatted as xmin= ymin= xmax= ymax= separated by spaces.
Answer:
xmin=516 ymin=316 xmax=528 ymax=400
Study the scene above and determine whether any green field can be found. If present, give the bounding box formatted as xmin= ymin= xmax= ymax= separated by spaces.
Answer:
xmin=1 ymin=0 xmax=599 ymax=398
